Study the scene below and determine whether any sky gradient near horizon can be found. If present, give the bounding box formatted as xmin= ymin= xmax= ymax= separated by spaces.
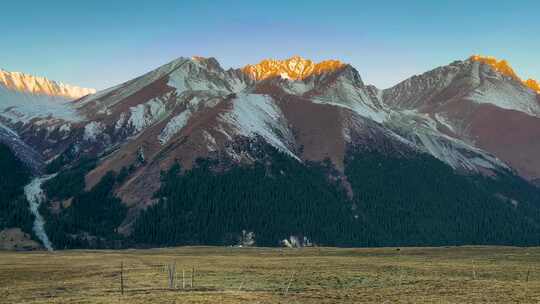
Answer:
xmin=2 ymin=1 xmax=539 ymax=90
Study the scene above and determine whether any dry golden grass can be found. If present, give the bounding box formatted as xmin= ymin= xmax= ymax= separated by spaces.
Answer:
xmin=0 ymin=246 xmax=539 ymax=303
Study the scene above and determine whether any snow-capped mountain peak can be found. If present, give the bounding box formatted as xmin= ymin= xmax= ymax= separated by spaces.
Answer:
xmin=0 ymin=69 xmax=96 ymax=125
xmin=382 ymin=57 xmax=540 ymax=116
xmin=381 ymin=56 xmax=540 ymax=181
xmin=469 ymin=55 xmax=540 ymax=94
xmin=242 ymin=56 xmax=345 ymax=81
xmin=3 ymin=54 xmax=540 ymax=207
xmin=0 ymin=69 xmax=95 ymax=100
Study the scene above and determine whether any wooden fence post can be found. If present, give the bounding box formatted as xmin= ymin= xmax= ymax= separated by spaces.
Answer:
xmin=167 ymin=262 xmax=176 ymax=289
xmin=120 ymin=261 xmax=124 ymax=295
xmin=183 ymin=269 xmax=186 ymax=289
xmin=284 ymin=272 xmax=295 ymax=296
xmin=238 ymin=273 xmax=246 ymax=291
xmin=191 ymin=266 xmax=195 ymax=288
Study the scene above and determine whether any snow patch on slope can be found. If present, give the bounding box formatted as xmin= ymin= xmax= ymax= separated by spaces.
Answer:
xmin=159 ymin=110 xmax=192 ymax=145
xmin=312 ymin=77 xmax=387 ymax=123
xmin=434 ymin=113 xmax=456 ymax=133
xmin=127 ymin=98 xmax=167 ymax=132
xmin=0 ymin=122 xmax=45 ymax=172
xmin=0 ymin=121 xmax=18 ymax=137
xmin=387 ymin=110 xmax=508 ymax=172
xmin=0 ymin=86 xmax=81 ymax=123
xmin=468 ymin=81 xmax=540 ymax=116
xmin=83 ymin=121 xmax=105 ymax=141
xmin=168 ymin=69 xmax=221 ymax=92
xmin=202 ymin=130 xmax=217 ymax=151
xmin=220 ymin=93 xmax=298 ymax=159
xmin=167 ymin=59 xmax=243 ymax=94
xmin=282 ymin=80 xmax=314 ymax=95
xmin=158 ymin=94 xmax=225 ymax=145
xmin=414 ymin=131 xmax=500 ymax=171
xmin=115 ymin=113 xmax=127 ymax=130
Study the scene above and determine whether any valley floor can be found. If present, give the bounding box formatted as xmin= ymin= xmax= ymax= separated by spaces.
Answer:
xmin=0 ymin=246 xmax=539 ymax=303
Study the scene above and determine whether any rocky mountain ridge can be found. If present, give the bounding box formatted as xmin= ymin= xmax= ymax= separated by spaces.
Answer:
xmin=1 ymin=54 xmax=540 ymax=249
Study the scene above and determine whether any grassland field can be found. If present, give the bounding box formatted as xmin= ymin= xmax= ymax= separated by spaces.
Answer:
xmin=0 ymin=246 xmax=539 ymax=304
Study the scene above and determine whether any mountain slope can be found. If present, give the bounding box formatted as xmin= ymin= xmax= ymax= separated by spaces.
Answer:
xmin=57 ymin=56 xmax=506 ymax=210
xmin=2 ymin=55 xmax=540 ymax=249
xmin=0 ymin=69 xmax=96 ymax=173
xmin=382 ymin=56 xmax=540 ymax=180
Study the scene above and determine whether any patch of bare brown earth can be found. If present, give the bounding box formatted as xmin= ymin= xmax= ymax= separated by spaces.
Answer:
xmin=0 ymin=228 xmax=41 ymax=251
xmin=468 ymin=104 xmax=540 ymax=180
xmin=255 ymin=81 xmax=347 ymax=169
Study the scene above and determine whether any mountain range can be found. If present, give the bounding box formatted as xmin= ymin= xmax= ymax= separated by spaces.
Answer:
xmin=1 ymin=55 xmax=540 ymax=250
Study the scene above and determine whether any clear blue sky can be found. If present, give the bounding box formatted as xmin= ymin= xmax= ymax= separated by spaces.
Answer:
xmin=2 ymin=0 xmax=539 ymax=90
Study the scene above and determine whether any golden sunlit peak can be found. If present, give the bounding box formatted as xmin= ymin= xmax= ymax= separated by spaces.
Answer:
xmin=525 ymin=78 xmax=540 ymax=93
xmin=469 ymin=55 xmax=540 ymax=94
xmin=469 ymin=55 xmax=519 ymax=80
xmin=242 ymin=56 xmax=345 ymax=81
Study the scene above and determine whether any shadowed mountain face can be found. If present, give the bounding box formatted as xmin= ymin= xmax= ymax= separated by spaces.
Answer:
xmin=2 ymin=55 xmax=540 ymax=248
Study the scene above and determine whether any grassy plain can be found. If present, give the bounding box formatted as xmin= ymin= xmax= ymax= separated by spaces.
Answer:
xmin=0 ymin=246 xmax=539 ymax=303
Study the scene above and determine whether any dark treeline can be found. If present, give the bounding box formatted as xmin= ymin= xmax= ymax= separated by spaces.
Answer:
xmin=0 ymin=144 xmax=34 ymax=234
xmin=131 ymin=148 xmax=540 ymax=247
xmin=39 ymin=143 xmax=540 ymax=249
xmin=42 ymin=171 xmax=127 ymax=249
xmin=43 ymin=157 xmax=97 ymax=201
xmin=344 ymin=152 xmax=540 ymax=246
xmin=132 ymin=152 xmax=355 ymax=247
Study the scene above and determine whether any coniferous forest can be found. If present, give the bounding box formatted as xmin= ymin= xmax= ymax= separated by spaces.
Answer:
xmin=130 ymin=148 xmax=540 ymax=248
xmin=132 ymin=152 xmax=354 ymax=247
xmin=344 ymin=152 xmax=540 ymax=246
xmin=42 ymin=170 xmax=127 ymax=249
xmin=0 ymin=144 xmax=34 ymax=234
xmin=32 ymin=142 xmax=540 ymax=249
